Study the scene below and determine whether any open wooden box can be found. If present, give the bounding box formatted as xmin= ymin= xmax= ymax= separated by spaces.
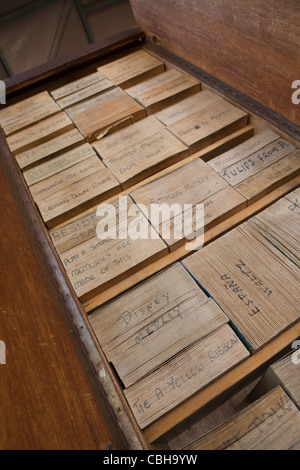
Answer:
xmin=1 ymin=1 xmax=299 ymax=450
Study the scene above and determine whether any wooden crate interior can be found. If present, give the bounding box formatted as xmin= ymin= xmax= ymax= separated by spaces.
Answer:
xmin=1 ymin=34 xmax=299 ymax=451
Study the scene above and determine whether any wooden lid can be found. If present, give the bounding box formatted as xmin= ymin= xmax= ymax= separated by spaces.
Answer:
xmin=130 ymin=0 xmax=300 ymax=128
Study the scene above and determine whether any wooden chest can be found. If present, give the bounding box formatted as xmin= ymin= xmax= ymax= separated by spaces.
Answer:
xmin=1 ymin=0 xmax=299 ymax=450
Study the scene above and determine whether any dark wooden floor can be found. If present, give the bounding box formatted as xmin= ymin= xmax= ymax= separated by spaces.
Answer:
xmin=0 ymin=159 xmax=123 ymax=450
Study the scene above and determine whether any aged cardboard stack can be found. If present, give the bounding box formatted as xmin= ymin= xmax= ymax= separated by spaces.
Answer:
xmin=1 ymin=49 xmax=299 ymax=442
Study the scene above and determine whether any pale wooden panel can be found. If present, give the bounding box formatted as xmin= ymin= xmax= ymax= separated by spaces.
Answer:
xmin=130 ymin=158 xmax=247 ymax=248
xmin=49 ymin=196 xmax=136 ymax=255
xmin=124 ymin=324 xmax=249 ymax=428
xmin=97 ymin=49 xmax=165 ymax=88
xmin=125 ymin=68 xmax=200 ymax=114
xmin=166 ymin=97 xmax=248 ymax=153
xmin=56 ymin=78 xmax=115 ymax=110
xmin=30 ymin=156 xmax=120 ymax=228
xmin=15 ymin=129 xmax=85 ymax=171
xmin=158 ymin=185 xmax=246 ymax=251
xmin=251 ymin=350 xmax=300 ymax=410
xmin=89 ymin=263 xmax=228 ymax=387
xmin=51 ymin=71 xmax=108 ymax=100
xmin=247 ymin=188 xmax=300 ymax=267
xmin=65 ymin=87 xmax=124 ymax=118
xmin=208 ymin=129 xmax=280 ymax=173
xmin=93 ymin=115 xmax=165 ymax=160
xmin=186 ymin=386 xmax=300 ymax=450
xmin=93 ymin=115 xmax=189 ymax=188
xmin=155 ymin=89 xmax=223 ymax=127
xmin=0 ymin=91 xmax=61 ymax=136
xmin=7 ymin=112 xmax=74 ymax=155
xmin=183 ymin=221 xmax=300 ymax=350
xmin=103 ymin=128 xmax=188 ymax=189
xmin=234 ymin=150 xmax=300 ymax=204
xmin=71 ymin=90 xmax=146 ymax=142
xmin=208 ymin=131 xmax=299 ymax=204
xmin=59 ymin=208 xmax=168 ymax=301
xmin=23 ymin=143 xmax=97 ymax=186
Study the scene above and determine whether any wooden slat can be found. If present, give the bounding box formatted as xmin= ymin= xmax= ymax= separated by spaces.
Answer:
xmin=50 ymin=196 xmax=136 ymax=255
xmin=182 ymin=220 xmax=300 ymax=351
xmin=155 ymin=89 xmax=223 ymax=126
xmin=51 ymin=71 xmax=108 ymax=100
xmin=65 ymin=87 xmax=124 ymax=118
xmin=71 ymin=91 xmax=146 ymax=142
xmin=56 ymin=78 xmax=115 ymax=110
xmin=104 ymin=129 xmax=188 ymax=189
xmin=185 ymin=386 xmax=300 ymax=450
xmin=23 ymin=143 xmax=97 ymax=186
xmin=15 ymin=128 xmax=85 ymax=171
xmin=159 ymin=185 xmax=247 ymax=251
xmin=208 ymin=129 xmax=280 ymax=173
xmin=166 ymin=96 xmax=248 ymax=153
xmin=130 ymin=158 xmax=247 ymax=248
xmin=97 ymin=49 xmax=165 ymax=88
xmin=216 ymin=139 xmax=296 ymax=186
xmin=234 ymin=150 xmax=300 ymax=204
xmin=30 ymin=156 xmax=120 ymax=228
xmin=89 ymin=263 xmax=228 ymax=387
xmin=125 ymin=68 xmax=200 ymax=114
xmin=124 ymin=324 xmax=249 ymax=429
xmin=93 ymin=115 xmax=189 ymax=188
xmin=0 ymin=91 xmax=61 ymax=136
xmin=59 ymin=210 xmax=168 ymax=301
xmin=208 ymin=131 xmax=299 ymax=204
xmin=247 ymin=188 xmax=300 ymax=267
xmin=93 ymin=115 xmax=165 ymax=159
xmin=7 ymin=112 xmax=74 ymax=155
xmin=144 ymin=319 xmax=300 ymax=442
xmin=251 ymin=351 xmax=300 ymax=409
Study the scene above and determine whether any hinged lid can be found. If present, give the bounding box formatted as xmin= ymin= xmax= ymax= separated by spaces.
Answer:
xmin=130 ymin=0 xmax=300 ymax=128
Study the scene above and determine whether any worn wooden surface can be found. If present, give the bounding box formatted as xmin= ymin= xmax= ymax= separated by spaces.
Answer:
xmin=94 ymin=116 xmax=189 ymax=189
xmin=89 ymin=263 xmax=228 ymax=387
xmin=186 ymin=386 xmax=300 ymax=450
xmin=30 ymin=156 xmax=120 ymax=229
xmin=1 ymin=22 xmax=298 ymax=448
xmin=183 ymin=218 xmax=300 ymax=351
xmin=130 ymin=0 xmax=300 ymax=127
xmin=0 ymin=159 xmax=124 ymax=450
xmin=97 ymin=49 xmax=165 ymax=88
xmin=15 ymin=128 xmax=85 ymax=171
xmin=125 ymin=68 xmax=200 ymax=114
xmin=124 ymin=324 xmax=249 ymax=429
xmin=7 ymin=112 xmax=74 ymax=155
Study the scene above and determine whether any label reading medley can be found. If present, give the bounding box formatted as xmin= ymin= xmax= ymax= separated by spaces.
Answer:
xmin=89 ymin=263 xmax=228 ymax=387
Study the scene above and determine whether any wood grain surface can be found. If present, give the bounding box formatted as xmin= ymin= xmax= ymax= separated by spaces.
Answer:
xmin=130 ymin=0 xmax=300 ymax=127
xmin=0 ymin=159 xmax=124 ymax=450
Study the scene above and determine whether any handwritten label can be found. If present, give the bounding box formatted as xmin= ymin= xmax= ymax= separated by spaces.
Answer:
xmin=220 ymin=274 xmax=260 ymax=316
xmin=117 ymin=292 xmax=170 ymax=329
xmin=124 ymin=324 xmax=249 ymax=428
